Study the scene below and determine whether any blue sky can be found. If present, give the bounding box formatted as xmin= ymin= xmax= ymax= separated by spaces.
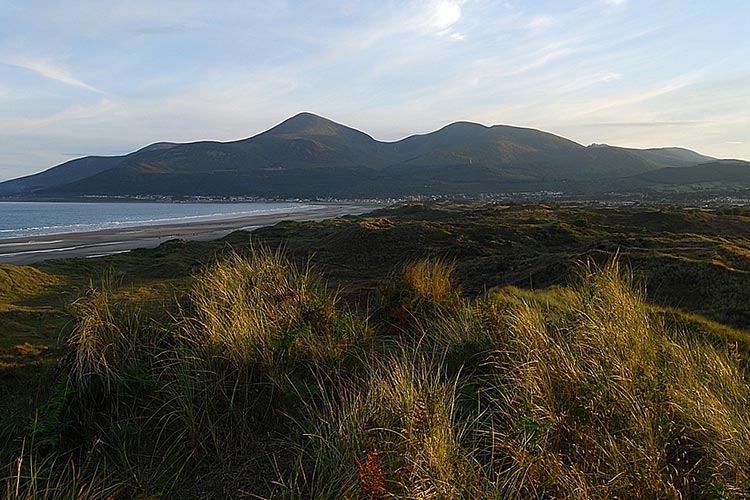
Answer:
xmin=1 ymin=0 xmax=748 ymax=180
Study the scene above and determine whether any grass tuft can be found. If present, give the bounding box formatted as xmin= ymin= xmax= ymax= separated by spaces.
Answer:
xmin=4 ymin=248 xmax=750 ymax=498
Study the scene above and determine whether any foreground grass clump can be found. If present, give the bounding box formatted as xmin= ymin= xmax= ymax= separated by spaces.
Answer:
xmin=477 ymin=262 xmax=670 ymax=497
xmin=3 ymin=449 xmax=121 ymax=500
xmin=188 ymin=248 xmax=367 ymax=374
xmin=3 ymin=251 xmax=750 ymax=498
xmin=285 ymin=350 xmax=472 ymax=498
xmin=4 ymin=247 xmax=372 ymax=498
xmin=68 ymin=277 xmax=156 ymax=393
xmin=165 ymin=248 xmax=371 ymax=457
xmin=285 ymin=259 xmax=750 ymax=499
xmin=379 ymin=257 xmax=461 ymax=332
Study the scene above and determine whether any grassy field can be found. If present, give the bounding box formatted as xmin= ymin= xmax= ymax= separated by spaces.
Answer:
xmin=2 ymin=202 xmax=750 ymax=498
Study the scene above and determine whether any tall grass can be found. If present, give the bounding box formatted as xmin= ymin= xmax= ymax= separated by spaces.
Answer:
xmin=67 ymin=276 xmax=147 ymax=392
xmin=186 ymin=247 xmax=368 ymax=376
xmin=464 ymin=259 xmax=750 ymax=498
xmin=2 ymin=445 xmax=121 ymax=500
xmin=159 ymin=247 xmax=373 ymax=493
xmin=4 ymin=252 xmax=750 ymax=498
xmin=666 ymin=337 xmax=750 ymax=496
xmin=379 ymin=257 xmax=461 ymax=334
xmin=400 ymin=257 xmax=458 ymax=305
xmin=285 ymin=257 xmax=750 ymax=498
xmin=475 ymin=260 xmax=670 ymax=497
xmin=283 ymin=348 xmax=476 ymax=499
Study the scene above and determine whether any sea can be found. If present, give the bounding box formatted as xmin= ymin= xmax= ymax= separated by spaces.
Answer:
xmin=0 ymin=201 xmax=314 ymax=240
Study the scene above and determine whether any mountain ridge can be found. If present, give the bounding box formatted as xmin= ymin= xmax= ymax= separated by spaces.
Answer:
xmin=1 ymin=112 xmax=747 ymax=198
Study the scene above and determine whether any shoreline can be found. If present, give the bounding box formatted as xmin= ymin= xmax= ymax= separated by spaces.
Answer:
xmin=0 ymin=203 xmax=377 ymax=266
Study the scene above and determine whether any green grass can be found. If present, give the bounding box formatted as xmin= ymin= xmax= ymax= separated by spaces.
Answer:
xmin=278 ymin=257 xmax=750 ymax=498
xmin=3 ymin=450 xmax=122 ymax=500
xmin=0 ymin=265 xmax=64 ymax=304
xmin=2 ymin=202 xmax=750 ymax=497
xmin=0 ymin=265 xmax=69 ymax=356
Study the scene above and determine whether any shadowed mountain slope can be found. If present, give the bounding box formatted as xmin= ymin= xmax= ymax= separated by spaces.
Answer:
xmin=0 ymin=113 xmax=743 ymax=198
xmin=590 ymin=144 xmax=717 ymax=168
xmin=622 ymin=160 xmax=750 ymax=191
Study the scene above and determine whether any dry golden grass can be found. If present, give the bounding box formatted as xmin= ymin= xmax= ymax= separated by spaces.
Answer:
xmin=7 ymin=252 xmax=750 ymax=499
xmin=287 ymin=258 xmax=750 ymax=498
xmin=67 ymin=278 xmax=147 ymax=392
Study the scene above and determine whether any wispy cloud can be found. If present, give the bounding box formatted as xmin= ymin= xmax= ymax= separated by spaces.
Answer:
xmin=526 ymin=16 xmax=557 ymax=30
xmin=585 ymin=120 xmax=715 ymax=128
xmin=571 ymin=79 xmax=695 ymax=117
xmin=0 ymin=0 xmax=748 ymax=179
xmin=2 ymin=56 xmax=104 ymax=94
xmin=33 ymin=99 xmax=118 ymax=125
xmin=599 ymin=72 xmax=622 ymax=82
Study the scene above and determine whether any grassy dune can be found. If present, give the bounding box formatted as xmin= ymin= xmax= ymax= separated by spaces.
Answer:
xmin=2 ymin=203 xmax=750 ymax=498
xmin=1 ymin=248 xmax=749 ymax=498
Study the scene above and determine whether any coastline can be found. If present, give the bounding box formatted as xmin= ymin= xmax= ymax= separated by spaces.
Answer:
xmin=0 ymin=203 xmax=377 ymax=265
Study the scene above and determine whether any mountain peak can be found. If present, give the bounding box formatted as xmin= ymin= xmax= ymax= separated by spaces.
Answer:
xmin=136 ymin=142 xmax=179 ymax=153
xmin=266 ymin=112 xmax=347 ymax=137
xmin=439 ymin=121 xmax=489 ymax=132
xmin=286 ymin=111 xmax=330 ymax=125
xmin=1 ymin=112 xmax=742 ymax=199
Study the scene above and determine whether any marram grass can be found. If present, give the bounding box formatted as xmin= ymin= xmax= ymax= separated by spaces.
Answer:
xmin=3 ymin=252 xmax=750 ymax=499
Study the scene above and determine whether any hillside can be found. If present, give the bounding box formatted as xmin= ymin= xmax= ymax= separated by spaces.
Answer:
xmin=623 ymin=159 xmax=750 ymax=191
xmin=591 ymin=144 xmax=717 ymax=168
xmin=3 ymin=202 xmax=750 ymax=498
xmin=1 ymin=113 xmax=741 ymax=199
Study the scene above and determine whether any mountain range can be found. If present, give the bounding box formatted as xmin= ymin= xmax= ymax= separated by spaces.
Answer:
xmin=1 ymin=112 xmax=748 ymax=199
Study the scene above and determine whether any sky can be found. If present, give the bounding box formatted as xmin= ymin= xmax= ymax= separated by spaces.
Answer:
xmin=0 ymin=0 xmax=749 ymax=180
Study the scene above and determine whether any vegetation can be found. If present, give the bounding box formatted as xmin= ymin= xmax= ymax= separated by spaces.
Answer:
xmin=4 ymin=113 xmax=748 ymax=199
xmin=2 ymin=202 xmax=750 ymax=498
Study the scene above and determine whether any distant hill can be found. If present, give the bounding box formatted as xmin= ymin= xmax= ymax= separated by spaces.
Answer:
xmin=626 ymin=147 xmax=717 ymax=168
xmin=1 ymin=112 xmax=746 ymax=199
xmin=589 ymin=144 xmax=717 ymax=169
xmin=621 ymin=160 xmax=750 ymax=191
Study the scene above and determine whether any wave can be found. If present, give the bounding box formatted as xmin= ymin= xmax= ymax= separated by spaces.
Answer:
xmin=101 ymin=205 xmax=312 ymax=227
xmin=0 ymin=239 xmax=65 ymax=247
xmin=0 ymin=203 xmax=315 ymax=239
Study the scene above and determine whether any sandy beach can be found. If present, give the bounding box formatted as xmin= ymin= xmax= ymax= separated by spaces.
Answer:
xmin=0 ymin=203 xmax=377 ymax=265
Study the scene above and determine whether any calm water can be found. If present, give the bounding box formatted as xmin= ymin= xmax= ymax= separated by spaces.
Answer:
xmin=0 ymin=201 xmax=313 ymax=239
